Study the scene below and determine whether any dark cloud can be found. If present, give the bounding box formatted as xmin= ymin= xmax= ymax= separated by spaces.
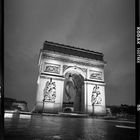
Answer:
xmin=4 ymin=0 xmax=135 ymax=110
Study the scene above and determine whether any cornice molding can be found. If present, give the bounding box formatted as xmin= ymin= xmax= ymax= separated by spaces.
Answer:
xmin=43 ymin=41 xmax=104 ymax=61
xmin=41 ymin=51 xmax=106 ymax=68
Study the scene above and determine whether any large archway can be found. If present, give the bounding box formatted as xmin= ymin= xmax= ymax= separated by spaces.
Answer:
xmin=35 ymin=41 xmax=106 ymax=115
xmin=63 ymin=72 xmax=85 ymax=113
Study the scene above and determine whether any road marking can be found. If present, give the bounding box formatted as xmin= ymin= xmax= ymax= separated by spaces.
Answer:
xmin=94 ymin=119 xmax=135 ymax=124
xmin=115 ymin=125 xmax=136 ymax=129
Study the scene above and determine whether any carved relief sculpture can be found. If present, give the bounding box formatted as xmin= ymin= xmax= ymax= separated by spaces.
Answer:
xmin=43 ymin=63 xmax=60 ymax=74
xmin=43 ymin=78 xmax=56 ymax=103
xmin=89 ymin=70 xmax=102 ymax=80
xmin=91 ymin=85 xmax=102 ymax=105
xmin=65 ymin=75 xmax=74 ymax=101
xmin=63 ymin=65 xmax=87 ymax=75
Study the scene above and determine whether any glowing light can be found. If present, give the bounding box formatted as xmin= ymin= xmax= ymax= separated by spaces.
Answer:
xmin=4 ymin=113 xmax=13 ymax=118
xmin=116 ymin=125 xmax=136 ymax=129
xmin=19 ymin=114 xmax=31 ymax=119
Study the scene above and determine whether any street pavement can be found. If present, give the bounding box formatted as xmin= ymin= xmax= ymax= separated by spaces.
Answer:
xmin=4 ymin=114 xmax=137 ymax=140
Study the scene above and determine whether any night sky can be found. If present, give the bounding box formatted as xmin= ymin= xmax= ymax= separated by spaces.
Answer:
xmin=4 ymin=0 xmax=135 ymax=110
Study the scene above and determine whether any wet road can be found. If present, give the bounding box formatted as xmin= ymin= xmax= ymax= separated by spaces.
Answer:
xmin=4 ymin=115 xmax=136 ymax=140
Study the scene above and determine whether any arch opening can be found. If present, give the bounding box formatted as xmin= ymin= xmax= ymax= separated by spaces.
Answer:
xmin=63 ymin=71 xmax=85 ymax=113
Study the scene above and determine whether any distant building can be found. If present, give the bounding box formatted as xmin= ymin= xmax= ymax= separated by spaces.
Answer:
xmin=4 ymin=97 xmax=28 ymax=111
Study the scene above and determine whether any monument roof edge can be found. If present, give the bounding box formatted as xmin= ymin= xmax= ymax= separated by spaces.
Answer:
xmin=42 ymin=41 xmax=104 ymax=61
xmin=44 ymin=40 xmax=103 ymax=56
xmin=40 ymin=50 xmax=106 ymax=67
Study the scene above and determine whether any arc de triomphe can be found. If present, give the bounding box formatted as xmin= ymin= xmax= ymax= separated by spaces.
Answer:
xmin=34 ymin=41 xmax=106 ymax=115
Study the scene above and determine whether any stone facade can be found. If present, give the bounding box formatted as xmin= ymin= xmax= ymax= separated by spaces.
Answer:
xmin=34 ymin=41 xmax=106 ymax=115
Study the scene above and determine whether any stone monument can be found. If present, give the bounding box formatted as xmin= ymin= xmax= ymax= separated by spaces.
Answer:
xmin=34 ymin=41 xmax=106 ymax=115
